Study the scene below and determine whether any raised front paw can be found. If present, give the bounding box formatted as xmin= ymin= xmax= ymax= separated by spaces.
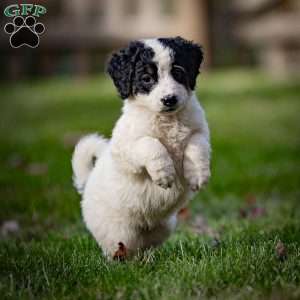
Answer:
xmin=185 ymin=168 xmax=210 ymax=192
xmin=147 ymin=159 xmax=176 ymax=189
xmin=154 ymin=172 xmax=175 ymax=189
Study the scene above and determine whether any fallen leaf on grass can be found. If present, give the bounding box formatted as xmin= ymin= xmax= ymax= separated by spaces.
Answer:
xmin=113 ymin=242 xmax=127 ymax=261
xmin=26 ymin=162 xmax=48 ymax=176
xmin=7 ymin=153 xmax=26 ymax=169
xmin=211 ymin=238 xmax=221 ymax=249
xmin=62 ymin=132 xmax=83 ymax=148
xmin=250 ymin=206 xmax=266 ymax=218
xmin=245 ymin=194 xmax=257 ymax=205
xmin=1 ymin=220 xmax=20 ymax=237
xmin=177 ymin=207 xmax=191 ymax=221
xmin=275 ymin=240 xmax=287 ymax=261
xmin=190 ymin=215 xmax=220 ymax=239
xmin=7 ymin=155 xmax=48 ymax=177
xmin=239 ymin=208 xmax=248 ymax=218
xmin=240 ymin=194 xmax=266 ymax=219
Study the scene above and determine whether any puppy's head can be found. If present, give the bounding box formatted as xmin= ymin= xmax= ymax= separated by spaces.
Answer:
xmin=107 ymin=36 xmax=203 ymax=113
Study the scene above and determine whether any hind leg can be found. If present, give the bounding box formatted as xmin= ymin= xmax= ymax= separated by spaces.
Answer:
xmin=82 ymin=201 xmax=141 ymax=260
xmin=141 ymin=214 xmax=177 ymax=249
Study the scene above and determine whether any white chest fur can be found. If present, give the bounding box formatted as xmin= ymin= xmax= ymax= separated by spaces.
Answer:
xmin=153 ymin=114 xmax=192 ymax=174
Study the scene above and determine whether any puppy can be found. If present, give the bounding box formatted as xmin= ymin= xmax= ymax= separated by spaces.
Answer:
xmin=72 ymin=37 xmax=211 ymax=259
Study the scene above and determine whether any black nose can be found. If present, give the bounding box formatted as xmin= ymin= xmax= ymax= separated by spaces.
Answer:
xmin=161 ymin=95 xmax=178 ymax=107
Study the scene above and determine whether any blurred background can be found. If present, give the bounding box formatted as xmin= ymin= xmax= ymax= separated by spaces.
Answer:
xmin=0 ymin=0 xmax=300 ymax=238
xmin=1 ymin=0 xmax=300 ymax=79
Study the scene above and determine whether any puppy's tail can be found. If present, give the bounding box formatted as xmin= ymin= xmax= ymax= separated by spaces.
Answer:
xmin=72 ymin=134 xmax=108 ymax=194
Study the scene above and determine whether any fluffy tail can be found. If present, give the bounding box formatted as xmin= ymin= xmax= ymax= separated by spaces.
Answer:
xmin=72 ymin=134 xmax=108 ymax=194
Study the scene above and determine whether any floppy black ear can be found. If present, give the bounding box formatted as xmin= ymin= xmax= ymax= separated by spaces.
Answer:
xmin=159 ymin=36 xmax=204 ymax=90
xmin=183 ymin=39 xmax=204 ymax=89
xmin=107 ymin=41 xmax=143 ymax=99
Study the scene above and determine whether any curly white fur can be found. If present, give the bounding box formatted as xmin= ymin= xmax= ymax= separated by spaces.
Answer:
xmin=72 ymin=39 xmax=211 ymax=258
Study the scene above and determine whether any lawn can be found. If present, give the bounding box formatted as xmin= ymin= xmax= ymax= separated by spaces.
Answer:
xmin=0 ymin=69 xmax=300 ymax=299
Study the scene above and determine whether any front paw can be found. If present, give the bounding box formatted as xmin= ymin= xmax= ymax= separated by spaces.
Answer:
xmin=147 ymin=160 xmax=176 ymax=189
xmin=186 ymin=168 xmax=210 ymax=192
xmin=154 ymin=172 xmax=175 ymax=189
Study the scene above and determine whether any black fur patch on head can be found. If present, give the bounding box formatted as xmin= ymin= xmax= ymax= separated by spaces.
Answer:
xmin=159 ymin=36 xmax=203 ymax=90
xmin=133 ymin=55 xmax=158 ymax=96
xmin=107 ymin=41 xmax=158 ymax=99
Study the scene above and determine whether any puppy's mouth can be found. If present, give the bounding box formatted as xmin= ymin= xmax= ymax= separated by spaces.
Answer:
xmin=161 ymin=106 xmax=178 ymax=113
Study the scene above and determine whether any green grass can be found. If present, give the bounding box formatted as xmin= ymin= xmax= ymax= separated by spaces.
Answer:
xmin=0 ymin=69 xmax=300 ymax=299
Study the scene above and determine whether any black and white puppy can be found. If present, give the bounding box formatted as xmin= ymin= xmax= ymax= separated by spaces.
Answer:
xmin=72 ymin=36 xmax=211 ymax=259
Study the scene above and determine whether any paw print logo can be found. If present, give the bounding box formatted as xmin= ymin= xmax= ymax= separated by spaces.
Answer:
xmin=4 ymin=16 xmax=45 ymax=48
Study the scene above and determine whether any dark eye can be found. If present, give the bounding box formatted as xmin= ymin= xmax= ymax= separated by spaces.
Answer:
xmin=141 ymin=74 xmax=153 ymax=84
xmin=172 ymin=66 xmax=186 ymax=81
xmin=171 ymin=66 xmax=187 ymax=85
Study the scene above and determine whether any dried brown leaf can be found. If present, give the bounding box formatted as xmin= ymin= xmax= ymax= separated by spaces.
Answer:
xmin=26 ymin=162 xmax=48 ymax=176
xmin=275 ymin=240 xmax=287 ymax=261
xmin=62 ymin=132 xmax=83 ymax=148
xmin=7 ymin=153 xmax=26 ymax=169
xmin=190 ymin=215 xmax=220 ymax=239
xmin=177 ymin=207 xmax=191 ymax=221
xmin=113 ymin=242 xmax=127 ymax=261
xmin=1 ymin=220 xmax=20 ymax=237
